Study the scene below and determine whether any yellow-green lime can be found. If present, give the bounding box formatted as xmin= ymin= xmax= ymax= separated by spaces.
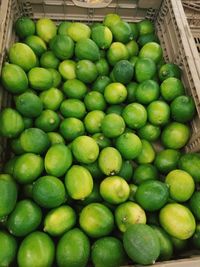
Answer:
xmin=107 ymin=42 xmax=129 ymax=66
xmin=115 ymin=201 xmax=146 ymax=232
xmin=96 ymin=58 xmax=110 ymax=76
xmin=35 ymin=109 xmax=60 ymax=132
xmin=59 ymin=118 xmax=85 ymax=142
xmin=36 ymin=18 xmax=57 ymax=42
xmin=0 ymin=230 xmax=17 ymax=267
xmin=103 ymin=13 xmax=121 ymax=29
xmin=58 ymin=60 xmax=76 ymax=80
xmin=135 ymin=80 xmax=159 ymax=104
xmin=49 ymin=35 xmax=74 ymax=60
xmin=122 ymin=103 xmax=147 ymax=129
xmin=66 ymin=22 xmax=91 ymax=42
xmin=84 ymin=91 xmax=106 ymax=111
xmin=137 ymin=19 xmax=154 ymax=36
xmin=28 ymin=67 xmax=53 ymax=91
xmin=44 ymin=205 xmax=76 ymax=236
xmin=92 ymin=133 xmax=112 ymax=149
xmin=32 ymin=175 xmax=66 ymax=208
xmin=159 ymin=203 xmax=196 ymax=240
xmin=101 ymin=113 xmax=125 ymax=138
xmin=79 ymin=203 xmax=114 ymax=238
xmin=110 ymin=20 xmax=133 ymax=43
xmin=60 ymin=99 xmax=86 ymax=119
xmin=133 ymin=163 xmax=158 ymax=185
xmin=15 ymin=17 xmax=35 ymax=38
xmin=76 ymin=59 xmax=98 ymax=83
xmin=48 ymin=68 xmax=62 ymax=88
xmin=13 ymin=153 xmax=44 ymax=184
xmin=40 ymin=87 xmax=64 ymax=111
xmin=84 ymin=110 xmax=105 ymax=134
xmin=92 ymin=75 xmax=111 ymax=94
xmin=159 ymin=63 xmax=181 ymax=82
xmin=126 ymin=40 xmax=139 ymax=57
xmin=136 ymin=139 xmax=155 ymax=164
xmin=47 ymin=132 xmax=65 ymax=145
xmin=135 ymin=57 xmax=156 ymax=82
xmin=63 ymin=78 xmax=88 ymax=99
xmin=165 ymin=169 xmax=195 ymax=202
xmin=104 ymin=82 xmax=127 ymax=104
xmin=91 ymin=25 xmax=113 ymax=49
xmin=58 ymin=21 xmax=72 ymax=35
xmin=139 ymin=42 xmax=163 ymax=63
xmin=147 ymin=100 xmax=170 ymax=126
xmin=160 ymin=77 xmax=185 ymax=102
xmin=40 ymin=51 xmax=60 ymax=69
xmin=24 ymin=35 xmax=47 ymax=56
xmin=65 ymin=165 xmax=93 ymax=200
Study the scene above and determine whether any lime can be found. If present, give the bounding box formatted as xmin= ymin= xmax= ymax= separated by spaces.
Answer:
xmin=63 ymin=79 xmax=87 ymax=100
xmin=36 ymin=18 xmax=57 ymax=42
xmin=160 ymin=77 xmax=185 ymax=102
xmin=91 ymin=25 xmax=113 ymax=49
xmin=133 ymin=163 xmax=158 ymax=185
xmin=98 ymin=147 xmax=122 ymax=176
xmin=190 ymin=192 xmax=200 ymax=220
xmin=9 ymin=42 xmax=37 ymax=71
xmin=35 ymin=109 xmax=60 ymax=132
xmin=79 ymin=203 xmax=114 ymax=238
xmin=15 ymin=17 xmax=35 ymax=38
xmin=10 ymin=137 xmax=24 ymax=155
xmin=171 ymin=237 xmax=188 ymax=252
xmin=65 ymin=165 xmax=93 ymax=200
xmin=1 ymin=63 xmax=28 ymax=94
xmin=135 ymin=57 xmax=156 ymax=82
xmin=118 ymin=160 xmax=133 ymax=182
xmin=58 ymin=59 xmax=76 ymax=80
xmin=58 ymin=21 xmax=72 ymax=35
xmin=170 ymin=95 xmax=196 ymax=123
xmin=79 ymin=182 xmax=102 ymax=205
xmin=47 ymin=132 xmax=65 ymax=145
xmin=59 ymin=118 xmax=85 ymax=142
xmin=72 ymin=135 xmax=99 ymax=164
xmin=32 ymin=175 xmax=66 ymax=208
xmin=92 ymin=75 xmax=111 ymax=94
xmin=103 ymin=13 xmax=121 ymax=28
xmin=23 ymin=117 xmax=33 ymax=129
xmin=100 ymin=176 xmax=130 ymax=204
xmin=91 ymin=237 xmax=126 ymax=267
xmin=136 ymin=139 xmax=155 ymax=164
xmin=159 ymin=63 xmax=181 ymax=82
xmin=112 ymin=60 xmax=134 ymax=84
xmin=20 ymin=128 xmax=50 ymax=154
xmin=122 ymin=103 xmax=147 ymax=129
xmin=40 ymin=51 xmax=59 ymax=69
xmin=96 ymin=58 xmax=110 ymax=76
xmin=129 ymin=22 xmax=139 ymax=39
xmin=84 ymin=91 xmax=106 ymax=111
xmin=0 ymin=108 xmax=24 ymax=138
xmin=17 ymin=231 xmax=55 ymax=267
xmin=104 ymin=82 xmax=127 ymax=104
xmin=75 ymin=38 xmax=100 ymax=61
xmin=7 ymin=199 xmax=42 ymax=237
xmin=115 ymin=132 xmax=142 ymax=160
xmin=3 ymin=156 xmax=18 ymax=176
xmin=159 ymin=203 xmax=196 ymax=240
xmin=106 ymin=104 xmax=124 ymax=115
xmin=56 ymin=228 xmax=90 ymax=267
xmin=137 ymin=33 xmax=159 ymax=47
xmin=138 ymin=123 xmax=161 ymax=142
xmin=115 ymin=201 xmax=146 ymax=232
xmin=81 ymin=161 xmax=103 ymax=181
xmin=161 ymin=122 xmax=190 ymax=149
xmin=76 ymin=59 xmax=98 ymax=83
xmin=101 ymin=113 xmax=125 ymax=138
xmin=66 ymin=22 xmax=91 ymax=42
xmin=126 ymin=82 xmax=138 ymax=103
xmin=147 ymin=100 xmax=170 ymax=126
xmin=40 ymin=87 xmax=63 ymax=111
xmin=107 ymin=42 xmax=129 ymax=66
xmin=137 ymin=19 xmax=154 ymax=35
xmin=24 ymin=35 xmax=47 ymax=56
xmin=192 ymin=223 xmax=200 ymax=249
xmin=44 ymin=205 xmax=76 ymax=236
xmin=135 ymin=80 xmax=159 ymax=104
xmin=139 ymin=42 xmax=163 ymax=63
xmin=13 ymin=153 xmax=44 ymax=184
xmin=16 ymin=92 xmax=43 ymax=118
xmin=50 ymin=35 xmax=74 ymax=60
xmin=165 ymin=169 xmax=195 ymax=202
xmin=0 ymin=231 xmax=17 ymax=267
xmin=28 ymin=67 xmax=53 ymax=91
xmin=92 ymin=133 xmax=112 ymax=149
xmin=110 ymin=20 xmax=133 ymax=43
xmin=178 ymin=153 xmax=200 ymax=182
xmin=48 ymin=68 xmax=62 ymax=88
xmin=126 ymin=40 xmax=139 ymax=57
xmin=60 ymin=99 xmax=86 ymax=119
xmin=84 ymin=110 xmax=105 ymax=134
xmin=154 ymin=149 xmax=181 ymax=174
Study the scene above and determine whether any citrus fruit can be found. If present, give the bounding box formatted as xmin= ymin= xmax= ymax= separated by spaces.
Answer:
xmin=171 ymin=237 xmax=188 ymax=252
xmin=126 ymin=82 xmax=138 ymax=103
xmin=129 ymin=22 xmax=139 ymax=39
xmin=20 ymin=128 xmax=50 ymax=154
xmin=96 ymin=58 xmax=110 ymax=76
xmin=48 ymin=68 xmax=62 ymax=87
xmin=139 ymin=42 xmax=163 ymax=63
xmin=45 ymin=144 xmax=72 ymax=177
xmin=65 ymin=165 xmax=93 ymax=200
xmin=92 ymin=75 xmax=111 ymax=94
xmin=178 ymin=153 xmax=200 ymax=182
xmin=28 ymin=67 xmax=53 ymax=91
xmin=60 ymin=99 xmax=86 ymax=119
xmin=23 ymin=117 xmax=33 ymax=129
xmin=159 ymin=63 xmax=181 ymax=81
xmin=84 ymin=110 xmax=105 ymax=134
xmin=147 ymin=100 xmax=170 ymax=126
xmin=58 ymin=21 xmax=72 ymax=35
xmin=91 ymin=237 xmax=126 ymax=267
xmin=133 ymin=163 xmax=158 ymax=185
xmin=17 ymin=231 xmax=55 ymax=267
xmin=91 ymin=25 xmax=113 ymax=49
xmin=75 ymin=38 xmax=100 ymax=61
xmin=49 ymin=35 xmax=74 ymax=60
xmin=107 ymin=42 xmax=129 ymax=66
xmin=189 ymin=192 xmax=200 ymax=220
xmin=137 ymin=33 xmax=159 ymax=47
xmin=110 ymin=20 xmax=133 ymax=43
xmin=44 ymin=205 xmax=76 ymax=236
xmin=159 ymin=203 xmax=196 ymax=240
xmin=123 ymin=224 xmax=160 ymax=265
xmin=63 ymin=78 xmax=87 ymax=99
xmin=58 ymin=59 xmax=76 ymax=80
xmin=115 ymin=132 xmax=142 ymax=160
xmin=0 ymin=174 xmax=18 ymax=217
xmin=40 ymin=87 xmax=63 ymax=111
xmin=15 ymin=17 xmax=35 ymax=38
xmin=84 ymin=91 xmax=106 ymax=111
xmin=170 ymin=95 xmax=196 ymax=123
xmin=13 ymin=153 xmax=44 ymax=184
xmin=192 ymin=223 xmax=200 ymax=249
xmin=16 ymin=92 xmax=43 ymax=118
xmin=160 ymin=77 xmax=185 ymax=101
xmin=59 ymin=118 xmax=85 ymax=142
xmin=66 ymin=22 xmax=91 ymax=42
xmin=122 ymin=103 xmax=147 ymax=129
xmin=115 ymin=201 xmax=146 ymax=232
xmin=80 ymin=182 xmax=103 ymax=205
xmin=10 ymin=138 xmax=24 ymax=155
xmin=135 ymin=79 xmax=159 ymax=104
xmin=24 ymin=35 xmax=47 ymax=56
xmin=98 ymin=147 xmax=122 ymax=176
xmin=100 ymin=176 xmax=130 ymax=204
xmin=32 ymin=175 xmax=66 ymax=208
xmin=3 ymin=156 xmax=18 ymax=176
xmin=135 ymin=180 xmax=169 ymax=211
xmin=36 ymin=18 xmax=57 ymax=42
xmin=81 ymin=161 xmax=103 ymax=182
xmin=56 ymin=228 xmax=90 ymax=267
xmin=112 ymin=60 xmax=133 ymax=84
xmin=135 ymin=57 xmax=156 ymax=82
xmin=161 ymin=122 xmax=190 ymax=149
xmin=101 ymin=113 xmax=125 ymax=138
xmin=137 ymin=19 xmax=154 ymax=35
xmin=79 ymin=203 xmax=114 ymax=238
xmin=135 ymin=139 xmax=154 ymax=164
xmin=76 ymin=59 xmax=98 ymax=83
xmin=40 ymin=51 xmax=59 ymax=69
xmin=103 ymin=13 xmax=121 ymax=28
xmin=0 ymin=108 xmax=24 ymax=138
xmin=72 ymin=135 xmax=99 ymax=164
xmin=104 ymin=82 xmax=127 ymax=104
xmin=138 ymin=123 xmax=161 ymax=142
xmin=0 ymin=231 xmax=17 ymax=267
xmin=165 ymin=169 xmax=195 ymax=202
xmin=1 ymin=63 xmax=28 ymax=94
xmin=9 ymin=42 xmax=37 ymax=71
xmin=47 ymin=132 xmax=65 ymax=145
xmin=92 ymin=133 xmax=112 ymax=149
xmin=126 ymin=40 xmax=139 ymax=57
xmin=35 ymin=109 xmax=60 ymax=132
xmin=7 ymin=199 xmax=42 ymax=237
xmin=106 ymin=104 xmax=124 ymax=115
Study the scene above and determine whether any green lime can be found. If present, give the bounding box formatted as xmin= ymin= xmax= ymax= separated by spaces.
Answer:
xmin=48 ymin=68 xmax=62 ymax=88
xmin=59 ymin=118 xmax=85 ymax=142
xmin=112 ymin=60 xmax=134 ymax=84
xmin=67 ymin=22 xmax=91 ymax=42
xmin=91 ymin=25 xmax=113 ymax=49
xmin=24 ymin=35 xmax=47 ymax=56
xmin=160 ymin=77 xmax=185 ymax=102
xmin=58 ymin=59 xmax=76 ymax=80
xmin=133 ymin=163 xmax=158 ymax=185
xmin=189 ymin=192 xmax=200 ymax=220
xmin=107 ymin=42 xmax=129 ymax=66
xmin=75 ymin=38 xmax=100 ymax=61
xmin=36 ymin=18 xmax=57 ymax=42
xmin=65 ymin=165 xmax=93 ymax=200
xmin=92 ymin=133 xmax=112 ymax=149
xmin=192 ymin=223 xmax=200 ymax=249
xmin=0 ymin=231 xmax=17 ymax=267
xmin=58 ymin=21 xmax=72 ymax=35
xmin=92 ymin=75 xmax=111 ymax=94
xmin=147 ymin=100 xmax=170 ymax=126
xmin=84 ymin=91 xmax=106 ymax=111
xmin=135 ymin=80 xmax=159 ymax=104
xmin=118 ymin=160 xmax=133 ymax=182
xmin=40 ymin=87 xmax=64 ymax=111
xmin=126 ymin=40 xmax=139 ymax=57
xmin=40 ymin=51 xmax=60 ymax=69
xmin=122 ymin=103 xmax=147 ymax=129
xmin=135 ymin=57 xmax=156 ymax=82
xmin=32 ymin=175 xmax=66 ymax=208
xmin=159 ymin=63 xmax=181 ymax=82
xmin=15 ymin=17 xmax=35 ymax=38
xmin=104 ymin=82 xmax=127 ymax=104
xmin=60 ymin=99 xmax=86 ymax=119
xmin=81 ymin=161 xmax=103 ymax=181
xmin=178 ymin=153 xmax=200 ymax=182
xmin=3 ymin=156 xmax=18 ymax=176
xmin=28 ymin=67 xmax=53 ymax=91
xmin=138 ymin=123 xmax=161 ymax=142
xmin=35 ymin=109 xmax=60 ymax=132
xmin=50 ymin=35 xmax=74 ymax=60
xmin=110 ymin=20 xmax=133 ymax=43
xmin=136 ymin=139 xmax=155 ymax=164
xmin=103 ymin=13 xmax=121 ymax=28
xmin=137 ymin=33 xmax=159 ymax=47
xmin=96 ymin=58 xmax=110 ymax=76
xmin=106 ymin=104 xmax=124 ymax=115
xmin=129 ymin=22 xmax=139 ymax=39
xmin=126 ymin=82 xmax=138 ymax=103
xmin=79 ymin=203 xmax=114 ymax=238
xmin=44 ymin=205 xmax=76 ymax=236
xmin=23 ymin=117 xmax=33 ymax=129
xmin=101 ymin=113 xmax=125 ymax=138
xmin=47 ymin=132 xmax=65 ymax=145
xmin=84 ymin=110 xmax=105 ymax=134
xmin=10 ymin=137 xmax=24 ymax=155
xmin=63 ymin=78 xmax=88 ymax=99
xmin=137 ymin=19 xmax=154 ymax=36
xmin=139 ymin=42 xmax=163 ymax=63
xmin=76 ymin=59 xmax=98 ymax=83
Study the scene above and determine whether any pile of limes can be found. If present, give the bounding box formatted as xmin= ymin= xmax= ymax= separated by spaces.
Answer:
xmin=0 ymin=14 xmax=200 ymax=267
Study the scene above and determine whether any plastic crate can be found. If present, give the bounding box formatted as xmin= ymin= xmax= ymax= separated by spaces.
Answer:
xmin=0 ymin=0 xmax=200 ymax=266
